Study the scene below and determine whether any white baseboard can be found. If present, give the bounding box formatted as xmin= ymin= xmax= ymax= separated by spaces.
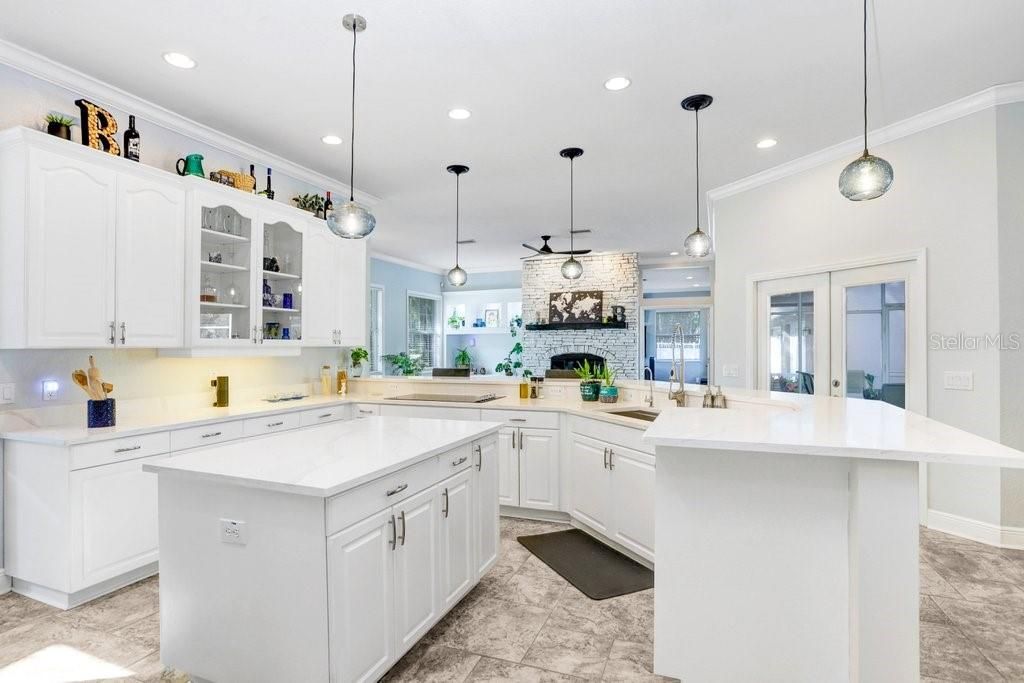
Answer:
xmin=927 ymin=509 xmax=1024 ymax=550
xmin=0 ymin=569 xmax=11 ymax=595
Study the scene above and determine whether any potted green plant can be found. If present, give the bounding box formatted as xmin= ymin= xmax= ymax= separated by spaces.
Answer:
xmin=447 ymin=312 xmax=465 ymax=329
xmin=45 ymin=113 xmax=75 ymax=140
xmin=454 ymin=347 xmax=472 ymax=368
xmin=575 ymin=359 xmax=601 ymax=402
xmin=495 ymin=341 xmax=524 ymax=376
xmin=292 ymin=193 xmax=325 ymax=216
xmin=383 ymin=352 xmax=426 ymax=376
xmin=598 ymin=364 xmax=619 ymax=403
xmin=350 ymin=346 xmax=369 ymax=377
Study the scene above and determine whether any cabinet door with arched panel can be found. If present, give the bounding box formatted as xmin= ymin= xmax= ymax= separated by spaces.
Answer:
xmin=257 ymin=210 xmax=305 ymax=347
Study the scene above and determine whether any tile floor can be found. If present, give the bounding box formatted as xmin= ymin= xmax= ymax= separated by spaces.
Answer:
xmin=0 ymin=519 xmax=1022 ymax=681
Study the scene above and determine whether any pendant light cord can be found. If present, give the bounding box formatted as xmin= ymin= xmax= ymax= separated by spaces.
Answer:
xmin=455 ymin=173 xmax=460 ymax=265
xmin=349 ymin=24 xmax=357 ymax=202
xmin=694 ymin=107 xmax=700 ymax=231
xmin=569 ymin=157 xmax=575 ymax=256
xmin=862 ymin=0 xmax=868 ymax=155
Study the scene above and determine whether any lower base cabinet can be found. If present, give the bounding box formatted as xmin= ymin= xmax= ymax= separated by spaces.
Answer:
xmin=496 ymin=425 xmax=559 ymax=510
xmin=327 ymin=434 xmax=498 ymax=682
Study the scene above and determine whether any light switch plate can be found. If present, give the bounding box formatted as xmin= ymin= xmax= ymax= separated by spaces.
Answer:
xmin=721 ymin=364 xmax=739 ymax=378
xmin=0 ymin=382 xmax=14 ymax=403
xmin=943 ymin=371 xmax=974 ymax=391
xmin=219 ymin=519 xmax=248 ymax=545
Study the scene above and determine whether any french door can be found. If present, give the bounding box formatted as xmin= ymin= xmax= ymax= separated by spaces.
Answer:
xmin=755 ymin=258 xmax=924 ymax=412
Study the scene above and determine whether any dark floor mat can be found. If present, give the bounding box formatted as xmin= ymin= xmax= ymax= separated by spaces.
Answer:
xmin=517 ymin=528 xmax=654 ymax=600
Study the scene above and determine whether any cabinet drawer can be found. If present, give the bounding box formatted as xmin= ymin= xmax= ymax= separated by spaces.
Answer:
xmin=479 ymin=409 xmax=559 ymax=430
xmin=570 ymin=416 xmax=654 ymax=454
xmin=170 ymin=420 xmax=244 ymax=452
xmin=300 ymin=405 xmax=350 ymax=426
xmin=439 ymin=443 xmax=473 ymax=479
xmin=326 ymin=455 xmax=439 ymax=535
xmin=243 ymin=411 xmax=302 ymax=436
xmin=71 ymin=431 xmax=170 ymax=470
xmin=354 ymin=403 xmax=380 ymax=418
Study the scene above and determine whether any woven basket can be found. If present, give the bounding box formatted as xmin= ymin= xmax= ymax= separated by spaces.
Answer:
xmin=216 ymin=169 xmax=256 ymax=193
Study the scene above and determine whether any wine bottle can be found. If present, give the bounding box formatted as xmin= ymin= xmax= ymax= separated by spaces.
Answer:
xmin=264 ymin=167 xmax=275 ymax=200
xmin=249 ymin=164 xmax=258 ymax=194
xmin=123 ymin=115 xmax=141 ymax=162
xmin=324 ymin=190 xmax=333 ymax=219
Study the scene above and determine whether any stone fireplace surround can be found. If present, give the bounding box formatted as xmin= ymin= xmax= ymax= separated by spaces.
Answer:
xmin=521 ymin=252 xmax=640 ymax=378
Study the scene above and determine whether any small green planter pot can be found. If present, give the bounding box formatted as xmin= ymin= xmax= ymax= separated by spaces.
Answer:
xmin=580 ymin=381 xmax=601 ymax=402
xmin=598 ymin=386 xmax=619 ymax=403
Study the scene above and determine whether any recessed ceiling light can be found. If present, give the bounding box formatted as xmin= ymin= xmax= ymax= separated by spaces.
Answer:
xmin=669 ymin=251 xmax=680 ymax=256
xmin=686 ymin=275 xmax=694 ymax=280
xmin=162 ymin=52 xmax=196 ymax=69
xmin=448 ymin=108 xmax=472 ymax=120
xmin=692 ymin=283 xmax=702 ymax=287
xmin=604 ymin=76 xmax=631 ymax=91
xmin=321 ymin=135 xmax=342 ymax=145
xmin=756 ymin=138 xmax=777 ymax=149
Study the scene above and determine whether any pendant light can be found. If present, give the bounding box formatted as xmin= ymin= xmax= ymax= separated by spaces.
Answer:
xmin=559 ymin=148 xmax=584 ymax=280
xmin=838 ymin=0 xmax=893 ymax=201
xmin=446 ymin=164 xmax=469 ymax=287
xmin=327 ymin=14 xmax=377 ymax=239
xmin=681 ymin=94 xmax=713 ymax=258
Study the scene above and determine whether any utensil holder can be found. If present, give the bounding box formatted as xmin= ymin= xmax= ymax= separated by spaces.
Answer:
xmin=87 ymin=398 xmax=116 ymax=428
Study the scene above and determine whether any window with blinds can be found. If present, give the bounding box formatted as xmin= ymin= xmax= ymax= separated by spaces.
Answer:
xmin=655 ymin=310 xmax=703 ymax=361
xmin=368 ymin=286 xmax=383 ymax=373
xmin=407 ymin=294 xmax=440 ymax=368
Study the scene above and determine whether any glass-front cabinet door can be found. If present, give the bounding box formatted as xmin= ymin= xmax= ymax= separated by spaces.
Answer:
xmin=258 ymin=214 xmax=304 ymax=346
xmin=193 ymin=194 xmax=257 ymax=346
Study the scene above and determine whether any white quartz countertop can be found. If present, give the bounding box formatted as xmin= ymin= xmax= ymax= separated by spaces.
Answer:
xmin=643 ymin=393 xmax=1024 ymax=468
xmin=143 ymin=416 xmax=502 ymax=497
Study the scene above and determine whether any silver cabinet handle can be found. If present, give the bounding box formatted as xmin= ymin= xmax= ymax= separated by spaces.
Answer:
xmin=114 ymin=445 xmax=141 ymax=454
xmin=397 ymin=510 xmax=406 ymax=546
xmin=475 ymin=444 xmax=482 ymax=471
xmin=452 ymin=456 xmax=468 ymax=467
xmin=358 ymin=409 xmax=374 ymax=414
xmin=266 ymin=421 xmax=284 ymax=428
xmin=608 ymin=448 xmax=615 ymax=470
xmin=386 ymin=483 xmax=408 ymax=497
xmin=388 ymin=514 xmax=396 ymax=550
xmin=252 ymin=325 xmax=258 ymax=344
xmin=509 ymin=418 xmax=527 ymax=423
xmin=201 ymin=431 xmax=222 ymax=439
xmin=318 ymin=413 xmax=333 ymax=419
xmin=109 ymin=321 xmax=116 ymax=345
xmin=511 ymin=430 xmax=516 ymax=450
xmin=442 ymin=487 xmax=449 ymax=518
xmin=603 ymin=447 xmax=609 ymax=469
xmin=120 ymin=322 xmax=126 ymax=345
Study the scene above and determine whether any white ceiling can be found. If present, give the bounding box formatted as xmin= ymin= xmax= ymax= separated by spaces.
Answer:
xmin=2 ymin=1 xmax=1022 ymax=271
xmin=642 ymin=267 xmax=712 ymax=293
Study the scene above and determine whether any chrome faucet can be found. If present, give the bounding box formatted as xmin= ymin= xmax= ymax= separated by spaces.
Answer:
xmin=668 ymin=323 xmax=686 ymax=407
xmin=643 ymin=367 xmax=655 ymax=407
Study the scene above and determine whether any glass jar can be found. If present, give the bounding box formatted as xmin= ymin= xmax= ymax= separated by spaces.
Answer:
xmin=200 ymin=274 xmax=217 ymax=302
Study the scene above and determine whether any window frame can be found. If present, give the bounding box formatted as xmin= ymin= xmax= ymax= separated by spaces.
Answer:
xmin=368 ymin=283 xmax=384 ymax=375
xmin=406 ymin=289 xmax=442 ymax=371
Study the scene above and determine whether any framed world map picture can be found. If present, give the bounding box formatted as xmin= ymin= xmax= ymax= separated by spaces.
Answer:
xmin=549 ymin=290 xmax=603 ymax=323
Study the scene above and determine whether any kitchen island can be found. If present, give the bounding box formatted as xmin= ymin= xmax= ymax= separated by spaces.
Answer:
xmin=643 ymin=396 xmax=1024 ymax=683
xmin=144 ymin=415 xmax=502 ymax=683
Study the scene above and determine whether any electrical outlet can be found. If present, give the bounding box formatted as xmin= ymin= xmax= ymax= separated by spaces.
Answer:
xmin=219 ymin=519 xmax=248 ymax=545
xmin=0 ymin=383 xmax=14 ymax=404
xmin=42 ymin=380 xmax=59 ymax=401
xmin=943 ymin=371 xmax=974 ymax=391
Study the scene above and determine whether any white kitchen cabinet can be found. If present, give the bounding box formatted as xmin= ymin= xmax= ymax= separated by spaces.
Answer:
xmin=24 ymin=148 xmax=117 ymax=348
xmin=569 ymin=434 xmax=613 ymax=534
xmin=518 ymin=427 xmax=559 ymax=511
xmin=607 ymin=446 xmax=656 ymax=562
xmin=474 ymin=439 xmax=500 ymax=577
xmin=338 ymin=237 xmax=368 ymax=347
xmin=115 ymin=174 xmax=186 ymax=347
xmin=497 ymin=427 xmax=520 ymax=506
xmin=327 ymin=508 xmax=396 ymax=683
xmin=393 ymin=485 xmax=441 ymax=652
xmin=439 ymin=468 xmax=475 ymax=610
xmin=69 ymin=453 xmax=166 ymax=591
xmin=257 ymin=210 xmax=305 ymax=349
xmin=302 ymin=221 xmax=340 ymax=346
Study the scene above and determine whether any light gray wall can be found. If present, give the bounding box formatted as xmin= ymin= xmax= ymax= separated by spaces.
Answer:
xmin=712 ymin=108 xmax=1007 ymax=526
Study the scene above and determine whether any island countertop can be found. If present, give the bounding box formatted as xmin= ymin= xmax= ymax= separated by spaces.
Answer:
xmin=143 ymin=416 xmax=502 ymax=497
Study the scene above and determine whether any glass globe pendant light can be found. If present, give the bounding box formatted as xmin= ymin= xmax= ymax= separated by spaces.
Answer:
xmin=838 ymin=0 xmax=893 ymax=201
xmin=559 ymin=147 xmax=584 ymax=280
xmin=327 ymin=14 xmax=376 ymax=238
xmin=446 ymin=164 xmax=469 ymax=287
xmin=681 ymin=94 xmax=713 ymax=258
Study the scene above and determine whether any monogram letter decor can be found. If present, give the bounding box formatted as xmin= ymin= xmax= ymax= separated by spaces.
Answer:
xmin=74 ymin=99 xmax=121 ymax=156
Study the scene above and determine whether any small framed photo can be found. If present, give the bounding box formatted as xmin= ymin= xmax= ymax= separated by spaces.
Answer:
xmin=484 ymin=306 xmax=500 ymax=328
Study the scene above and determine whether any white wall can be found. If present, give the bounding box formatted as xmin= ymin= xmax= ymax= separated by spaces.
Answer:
xmin=712 ymin=108 xmax=1008 ymax=526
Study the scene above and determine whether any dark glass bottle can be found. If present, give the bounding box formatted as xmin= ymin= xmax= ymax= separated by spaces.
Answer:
xmin=264 ymin=167 xmax=275 ymax=200
xmin=249 ymin=164 xmax=257 ymax=194
xmin=324 ymin=190 xmax=333 ymax=219
xmin=123 ymin=115 xmax=141 ymax=162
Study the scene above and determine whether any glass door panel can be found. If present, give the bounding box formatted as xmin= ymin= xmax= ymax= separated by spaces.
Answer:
xmin=260 ymin=220 xmax=304 ymax=344
xmin=198 ymin=204 xmax=253 ymax=344
xmin=837 ymin=281 xmax=906 ymax=407
xmin=755 ymin=273 xmax=830 ymax=395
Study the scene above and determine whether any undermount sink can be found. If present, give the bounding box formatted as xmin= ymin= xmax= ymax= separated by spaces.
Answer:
xmin=606 ymin=408 xmax=661 ymax=422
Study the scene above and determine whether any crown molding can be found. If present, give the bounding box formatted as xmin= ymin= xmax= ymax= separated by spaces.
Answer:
xmin=707 ymin=81 xmax=1024 ymax=204
xmin=0 ymin=38 xmax=379 ymax=206
xmin=369 ymin=251 xmax=445 ymax=275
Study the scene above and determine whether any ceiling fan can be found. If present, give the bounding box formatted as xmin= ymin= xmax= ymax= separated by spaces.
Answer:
xmin=521 ymin=234 xmax=592 ymax=259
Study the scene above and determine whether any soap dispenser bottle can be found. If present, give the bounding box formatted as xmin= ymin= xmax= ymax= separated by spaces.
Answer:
xmin=712 ymin=386 xmax=726 ymax=409
xmin=702 ymin=385 xmax=714 ymax=408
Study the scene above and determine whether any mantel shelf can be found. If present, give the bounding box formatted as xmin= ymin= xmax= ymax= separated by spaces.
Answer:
xmin=524 ymin=321 xmax=627 ymax=331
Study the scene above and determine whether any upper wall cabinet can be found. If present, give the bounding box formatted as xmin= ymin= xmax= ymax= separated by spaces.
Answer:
xmin=0 ymin=129 xmax=185 ymax=349
xmin=302 ymin=222 xmax=368 ymax=348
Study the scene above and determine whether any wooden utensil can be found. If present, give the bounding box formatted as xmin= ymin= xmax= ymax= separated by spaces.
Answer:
xmin=72 ymin=369 xmax=103 ymax=400
xmin=87 ymin=355 xmax=106 ymax=399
